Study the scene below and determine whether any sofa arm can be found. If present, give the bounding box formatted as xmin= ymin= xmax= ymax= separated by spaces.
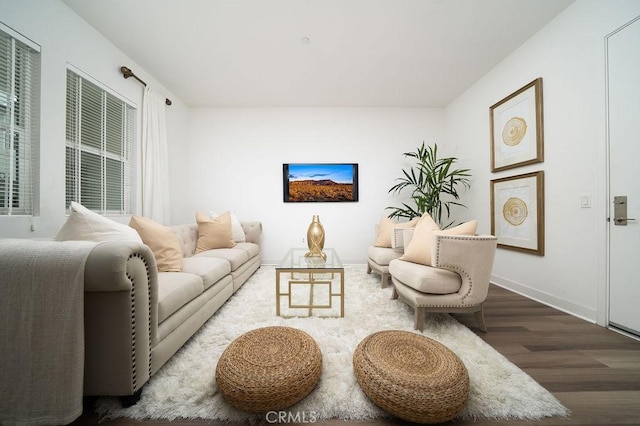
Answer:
xmin=84 ymin=240 xmax=156 ymax=291
xmin=241 ymin=221 xmax=262 ymax=245
xmin=83 ymin=240 xmax=159 ymax=396
xmin=431 ymin=235 xmax=497 ymax=304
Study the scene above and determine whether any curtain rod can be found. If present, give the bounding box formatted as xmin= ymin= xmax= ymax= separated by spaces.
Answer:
xmin=120 ymin=66 xmax=172 ymax=106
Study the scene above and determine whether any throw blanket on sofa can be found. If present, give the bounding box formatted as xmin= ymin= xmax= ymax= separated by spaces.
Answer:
xmin=0 ymin=239 xmax=97 ymax=426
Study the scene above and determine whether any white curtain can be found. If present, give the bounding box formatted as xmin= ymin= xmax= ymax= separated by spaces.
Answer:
xmin=141 ymin=86 xmax=170 ymax=223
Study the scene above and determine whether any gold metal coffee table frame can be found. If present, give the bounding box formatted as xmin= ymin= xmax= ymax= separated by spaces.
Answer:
xmin=275 ymin=248 xmax=344 ymax=317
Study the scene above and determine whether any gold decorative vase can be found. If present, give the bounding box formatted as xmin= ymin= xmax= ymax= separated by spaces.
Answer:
xmin=305 ymin=215 xmax=326 ymax=260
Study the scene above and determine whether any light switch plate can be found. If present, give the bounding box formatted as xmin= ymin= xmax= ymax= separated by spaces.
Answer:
xmin=581 ymin=194 xmax=591 ymax=208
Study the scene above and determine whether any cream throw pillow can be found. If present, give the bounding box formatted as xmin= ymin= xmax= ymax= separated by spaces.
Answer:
xmin=374 ymin=216 xmax=419 ymax=248
xmin=196 ymin=210 xmax=236 ymax=253
xmin=55 ymin=201 xmax=142 ymax=243
xmin=129 ymin=215 xmax=183 ymax=272
xmin=434 ymin=220 xmax=478 ymax=237
xmin=374 ymin=216 xmax=396 ymax=247
xmin=400 ymin=213 xmax=440 ymax=265
xmin=402 ymin=216 xmax=478 ymax=266
xmin=209 ymin=210 xmax=246 ymax=242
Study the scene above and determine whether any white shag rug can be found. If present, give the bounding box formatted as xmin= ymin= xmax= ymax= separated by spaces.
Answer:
xmin=96 ymin=264 xmax=569 ymax=422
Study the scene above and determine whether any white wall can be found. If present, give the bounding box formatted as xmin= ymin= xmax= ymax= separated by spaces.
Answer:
xmin=0 ymin=0 xmax=187 ymax=238
xmin=446 ymin=0 xmax=640 ymax=324
xmin=176 ymin=107 xmax=449 ymax=263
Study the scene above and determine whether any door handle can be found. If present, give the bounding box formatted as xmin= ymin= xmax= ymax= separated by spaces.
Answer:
xmin=614 ymin=217 xmax=637 ymax=225
xmin=613 ymin=196 xmax=636 ymax=225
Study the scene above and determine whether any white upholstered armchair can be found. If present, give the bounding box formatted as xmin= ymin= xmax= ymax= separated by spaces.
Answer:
xmin=388 ymin=231 xmax=497 ymax=332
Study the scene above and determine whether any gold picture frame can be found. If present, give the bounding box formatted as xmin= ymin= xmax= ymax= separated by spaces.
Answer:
xmin=490 ymin=78 xmax=544 ymax=172
xmin=490 ymin=171 xmax=544 ymax=256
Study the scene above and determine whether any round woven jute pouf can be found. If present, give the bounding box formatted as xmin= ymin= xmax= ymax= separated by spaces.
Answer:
xmin=215 ymin=326 xmax=322 ymax=413
xmin=353 ymin=330 xmax=469 ymax=424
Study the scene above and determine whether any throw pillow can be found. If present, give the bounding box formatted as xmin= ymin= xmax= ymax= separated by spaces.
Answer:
xmin=129 ymin=215 xmax=183 ymax=272
xmin=402 ymin=217 xmax=479 ymax=266
xmin=55 ymin=201 xmax=142 ymax=243
xmin=434 ymin=220 xmax=478 ymax=237
xmin=374 ymin=216 xmax=419 ymax=248
xmin=209 ymin=210 xmax=246 ymax=242
xmin=399 ymin=212 xmax=440 ymax=265
xmin=374 ymin=216 xmax=396 ymax=247
xmin=196 ymin=210 xmax=236 ymax=253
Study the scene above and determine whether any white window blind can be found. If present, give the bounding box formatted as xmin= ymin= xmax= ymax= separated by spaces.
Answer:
xmin=0 ymin=26 xmax=40 ymax=216
xmin=65 ymin=69 xmax=135 ymax=214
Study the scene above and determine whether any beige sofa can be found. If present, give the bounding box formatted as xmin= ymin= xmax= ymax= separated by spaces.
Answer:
xmin=83 ymin=221 xmax=262 ymax=398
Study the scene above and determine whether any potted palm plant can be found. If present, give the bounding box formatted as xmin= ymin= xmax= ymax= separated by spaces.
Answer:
xmin=386 ymin=142 xmax=471 ymax=228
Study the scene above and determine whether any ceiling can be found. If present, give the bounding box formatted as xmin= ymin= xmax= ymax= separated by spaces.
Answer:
xmin=61 ymin=0 xmax=574 ymax=108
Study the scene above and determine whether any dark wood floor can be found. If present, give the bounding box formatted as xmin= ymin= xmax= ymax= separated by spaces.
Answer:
xmin=72 ymin=284 xmax=640 ymax=425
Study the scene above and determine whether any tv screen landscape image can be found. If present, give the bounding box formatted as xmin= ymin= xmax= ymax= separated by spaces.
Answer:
xmin=283 ymin=163 xmax=359 ymax=202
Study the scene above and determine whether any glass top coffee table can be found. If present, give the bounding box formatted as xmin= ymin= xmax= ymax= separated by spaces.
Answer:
xmin=275 ymin=248 xmax=344 ymax=317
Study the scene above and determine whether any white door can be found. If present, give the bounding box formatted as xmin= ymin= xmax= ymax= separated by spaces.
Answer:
xmin=607 ymin=16 xmax=640 ymax=337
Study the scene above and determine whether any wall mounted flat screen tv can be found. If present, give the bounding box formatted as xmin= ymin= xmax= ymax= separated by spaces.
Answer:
xmin=283 ymin=163 xmax=359 ymax=202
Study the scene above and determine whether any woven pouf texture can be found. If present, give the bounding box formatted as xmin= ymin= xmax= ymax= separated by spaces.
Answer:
xmin=353 ymin=330 xmax=469 ymax=424
xmin=215 ymin=326 xmax=322 ymax=413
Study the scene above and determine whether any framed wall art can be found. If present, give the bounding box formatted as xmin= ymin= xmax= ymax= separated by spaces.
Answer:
xmin=490 ymin=78 xmax=544 ymax=172
xmin=283 ymin=163 xmax=359 ymax=202
xmin=490 ymin=171 xmax=544 ymax=256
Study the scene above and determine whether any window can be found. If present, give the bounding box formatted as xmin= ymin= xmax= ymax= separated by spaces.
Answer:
xmin=65 ymin=69 xmax=135 ymax=214
xmin=0 ymin=25 xmax=40 ymax=216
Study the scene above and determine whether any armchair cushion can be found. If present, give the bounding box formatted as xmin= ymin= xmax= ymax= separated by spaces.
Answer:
xmin=368 ymin=245 xmax=403 ymax=266
xmin=389 ymin=259 xmax=461 ymax=294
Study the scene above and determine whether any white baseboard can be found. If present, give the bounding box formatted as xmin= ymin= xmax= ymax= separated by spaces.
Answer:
xmin=491 ymin=274 xmax=597 ymax=324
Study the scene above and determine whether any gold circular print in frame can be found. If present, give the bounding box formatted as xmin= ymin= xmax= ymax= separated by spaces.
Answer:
xmin=502 ymin=197 xmax=528 ymax=226
xmin=502 ymin=116 xmax=527 ymax=146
